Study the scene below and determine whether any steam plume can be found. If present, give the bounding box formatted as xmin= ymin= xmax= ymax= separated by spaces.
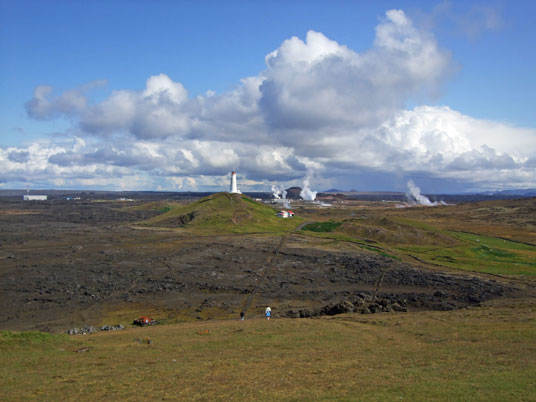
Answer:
xmin=406 ymin=180 xmax=433 ymax=205
xmin=272 ymin=184 xmax=290 ymax=208
xmin=406 ymin=180 xmax=446 ymax=206
xmin=271 ymin=185 xmax=287 ymax=200
xmin=300 ymin=177 xmax=317 ymax=201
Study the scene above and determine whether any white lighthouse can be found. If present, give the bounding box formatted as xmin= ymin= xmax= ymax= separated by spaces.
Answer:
xmin=230 ymin=171 xmax=241 ymax=194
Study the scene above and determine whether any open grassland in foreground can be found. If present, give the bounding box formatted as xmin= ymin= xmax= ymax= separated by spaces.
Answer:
xmin=2 ymin=300 xmax=535 ymax=401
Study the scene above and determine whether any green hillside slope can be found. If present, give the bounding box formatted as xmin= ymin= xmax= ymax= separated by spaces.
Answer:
xmin=141 ymin=193 xmax=301 ymax=234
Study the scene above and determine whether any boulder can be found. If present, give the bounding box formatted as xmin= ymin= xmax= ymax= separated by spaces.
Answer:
xmin=391 ymin=303 xmax=408 ymax=312
xmin=322 ymin=300 xmax=355 ymax=316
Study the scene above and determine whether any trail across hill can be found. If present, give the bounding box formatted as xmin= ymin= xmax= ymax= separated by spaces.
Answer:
xmin=240 ymin=234 xmax=288 ymax=316
xmin=240 ymin=222 xmax=313 ymax=316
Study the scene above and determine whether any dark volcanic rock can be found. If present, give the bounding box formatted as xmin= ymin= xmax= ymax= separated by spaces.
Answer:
xmin=0 ymin=197 xmax=522 ymax=331
xmin=322 ymin=300 xmax=355 ymax=316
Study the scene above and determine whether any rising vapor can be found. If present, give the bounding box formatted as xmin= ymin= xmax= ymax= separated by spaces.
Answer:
xmin=300 ymin=177 xmax=317 ymax=201
xmin=406 ymin=180 xmax=445 ymax=206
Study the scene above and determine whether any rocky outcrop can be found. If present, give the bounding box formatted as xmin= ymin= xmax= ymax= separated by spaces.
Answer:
xmin=66 ymin=324 xmax=124 ymax=335
xmin=282 ymin=294 xmax=409 ymax=318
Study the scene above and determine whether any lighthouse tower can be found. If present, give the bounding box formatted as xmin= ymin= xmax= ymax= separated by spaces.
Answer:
xmin=230 ymin=171 xmax=241 ymax=194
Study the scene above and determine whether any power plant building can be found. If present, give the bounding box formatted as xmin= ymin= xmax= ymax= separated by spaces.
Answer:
xmin=23 ymin=195 xmax=47 ymax=201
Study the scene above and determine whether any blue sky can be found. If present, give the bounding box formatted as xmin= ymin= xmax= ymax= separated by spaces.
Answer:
xmin=1 ymin=0 xmax=535 ymax=193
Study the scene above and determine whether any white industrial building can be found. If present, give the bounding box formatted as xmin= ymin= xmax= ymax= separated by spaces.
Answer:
xmin=23 ymin=195 xmax=47 ymax=201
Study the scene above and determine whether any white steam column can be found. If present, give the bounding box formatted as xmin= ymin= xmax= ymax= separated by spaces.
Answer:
xmin=230 ymin=171 xmax=241 ymax=194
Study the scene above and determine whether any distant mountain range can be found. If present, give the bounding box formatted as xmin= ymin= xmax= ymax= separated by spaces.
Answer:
xmin=480 ymin=189 xmax=536 ymax=197
xmin=323 ymin=188 xmax=536 ymax=197
xmin=324 ymin=189 xmax=344 ymax=193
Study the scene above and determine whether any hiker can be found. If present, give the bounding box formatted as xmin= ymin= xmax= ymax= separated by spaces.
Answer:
xmin=265 ymin=306 xmax=271 ymax=320
xmin=240 ymin=311 xmax=245 ymax=321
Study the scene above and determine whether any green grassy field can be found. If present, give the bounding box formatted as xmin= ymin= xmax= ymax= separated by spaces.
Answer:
xmin=396 ymin=231 xmax=536 ymax=276
xmin=298 ymin=216 xmax=536 ymax=277
xmin=2 ymin=300 xmax=535 ymax=401
xmin=130 ymin=196 xmax=536 ymax=277
xmin=301 ymin=220 xmax=343 ymax=232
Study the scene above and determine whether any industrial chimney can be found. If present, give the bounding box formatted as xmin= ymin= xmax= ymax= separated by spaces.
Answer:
xmin=230 ymin=171 xmax=241 ymax=194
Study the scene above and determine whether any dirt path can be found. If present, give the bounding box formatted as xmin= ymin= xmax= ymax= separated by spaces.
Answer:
xmin=240 ymin=234 xmax=289 ymax=316
xmin=240 ymin=222 xmax=315 ymax=316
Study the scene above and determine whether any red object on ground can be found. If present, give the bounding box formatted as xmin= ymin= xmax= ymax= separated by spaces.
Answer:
xmin=133 ymin=316 xmax=155 ymax=326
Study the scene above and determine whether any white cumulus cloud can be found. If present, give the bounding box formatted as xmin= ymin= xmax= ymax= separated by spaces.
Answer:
xmin=5 ymin=9 xmax=535 ymax=192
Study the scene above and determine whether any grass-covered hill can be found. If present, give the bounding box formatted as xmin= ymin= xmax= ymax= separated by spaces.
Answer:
xmin=140 ymin=192 xmax=301 ymax=234
xmin=337 ymin=216 xmax=458 ymax=246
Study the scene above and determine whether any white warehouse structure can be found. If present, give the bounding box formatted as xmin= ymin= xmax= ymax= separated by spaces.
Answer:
xmin=23 ymin=195 xmax=47 ymax=201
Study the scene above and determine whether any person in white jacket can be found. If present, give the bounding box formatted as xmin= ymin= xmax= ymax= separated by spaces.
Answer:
xmin=265 ymin=306 xmax=272 ymax=320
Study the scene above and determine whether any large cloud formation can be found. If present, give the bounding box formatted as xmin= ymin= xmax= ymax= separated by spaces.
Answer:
xmin=2 ymin=9 xmax=535 ymax=192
